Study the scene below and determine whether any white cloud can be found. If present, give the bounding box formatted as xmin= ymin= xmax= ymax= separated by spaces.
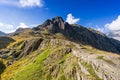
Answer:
xmin=93 ymin=15 xmax=120 ymax=33
xmin=94 ymin=25 xmax=105 ymax=33
xmin=19 ymin=0 xmax=43 ymax=7
xmin=105 ymin=16 xmax=120 ymax=31
xmin=0 ymin=22 xmax=30 ymax=33
xmin=66 ymin=13 xmax=80 ymax=24
xmin=0 ymin=22 xmax=15 ymax=33
xmin=0 ymin=0 xmax=43 ymax=7
xmin=17 ymin=22 xmax=29 ymax=28
xmin=96 ymin=28 xmax=104 ymax=32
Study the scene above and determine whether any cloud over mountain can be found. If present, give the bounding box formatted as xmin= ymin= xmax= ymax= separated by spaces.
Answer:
xmin=0 ymin=22 xmax=14 ymax=33
xmin=105 ymin=15 xmax=120 ymax=31
xmin=17 ymin=22 xmax=29 ymax=28
xmin=0 ymin=22 xmax=29 ymax=33
xmin=66 ymin=13 xmax=80 ymax=24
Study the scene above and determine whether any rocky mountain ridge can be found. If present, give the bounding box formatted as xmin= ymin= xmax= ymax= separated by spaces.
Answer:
xmin=33 ymin=17 xmax=120 ymax=54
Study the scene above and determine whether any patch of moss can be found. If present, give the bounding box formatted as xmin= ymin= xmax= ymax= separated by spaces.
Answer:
xmin=84 ymin=45 xmax=107 ymax=54
xmin=103 ymin=59 xmax=114 ymax=64
xmin=16 ymin=41 xmax=25 ymax=50
xmin=58 ymin=74 xmax=66 ymax=80
xmin=97 ymin=56 xmax=104 ymax=59
xmin=97 ymin=56 xmax=114 ymax=64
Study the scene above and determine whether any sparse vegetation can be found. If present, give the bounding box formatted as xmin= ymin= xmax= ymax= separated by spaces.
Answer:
xmin=97 ymin=56 xmax=114 ymax=64
xmin=97 ymin=56 xmax=104 ymax=59
xmin=80 ymin=59 xmax=102 ymax=80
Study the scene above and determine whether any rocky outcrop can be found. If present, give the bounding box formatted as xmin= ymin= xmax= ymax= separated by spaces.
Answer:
xmin=19 ymin=38 xmax=43 ymax=58
xmin=72 ymin=43 xmax=120 ymax=80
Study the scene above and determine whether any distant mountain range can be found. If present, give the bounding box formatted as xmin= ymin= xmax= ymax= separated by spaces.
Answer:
xmin=0 ymin=31 xmax=6 ymax=36
xmin=106 ymin=30 xmax=120 ymax=41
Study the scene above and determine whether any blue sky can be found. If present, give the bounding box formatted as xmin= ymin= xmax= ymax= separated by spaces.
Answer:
xmin=0 ymin=0 xmax=120 ymax=33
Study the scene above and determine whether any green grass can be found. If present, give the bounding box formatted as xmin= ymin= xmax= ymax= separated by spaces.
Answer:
xmin=16 ymin=41 xmax=25 ymax=50
xmin=11 ymin=49 xmax=51 ymax=80
xmin=97 ymin=56 xmax=114 ymax=64
xmin=97 ymin=56 xmax=104 ymax=59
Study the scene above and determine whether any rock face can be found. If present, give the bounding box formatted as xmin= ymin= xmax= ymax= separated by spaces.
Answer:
xmin=72 ymin=43 xmax=120 ymax=80
xmin=0 ymin=17 xmax=120 ymax=80
xmin=33 ymin=17 xmax=120 ymax=54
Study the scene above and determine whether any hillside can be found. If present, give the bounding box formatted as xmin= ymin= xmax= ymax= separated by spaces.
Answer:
xmin=0 ymin=37 xmax=15 ymax=49
xmin=0 ymin=17 xmax=120 ymax=80
xmin=0 ymin=31 xmax=6 ymax=36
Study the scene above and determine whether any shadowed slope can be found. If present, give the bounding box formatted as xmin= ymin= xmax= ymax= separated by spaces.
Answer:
xmin=0 ymin=37 xmax=15 ymax=49
xmin=33 ymin=17 xmax=120 ymax=54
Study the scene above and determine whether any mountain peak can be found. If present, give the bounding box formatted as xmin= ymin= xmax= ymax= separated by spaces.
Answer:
xmin=36 ymin=16 xmax=65 ymax=30
xmin=52 ymin=16 xmax=64 ymax=23
xmin=16 ymin=27 xmax=28 ymax=32
xmin=42 ymin=16 xmax=64 ymax=26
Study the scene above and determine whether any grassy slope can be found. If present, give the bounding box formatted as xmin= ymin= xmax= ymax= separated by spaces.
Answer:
xmin=1 ymin=42 xmax=78 ymax=80
xmin=12 ymin=49 xmax=51 ymax=80
xmin=0 ymin=39 xmax=106 ymax=80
